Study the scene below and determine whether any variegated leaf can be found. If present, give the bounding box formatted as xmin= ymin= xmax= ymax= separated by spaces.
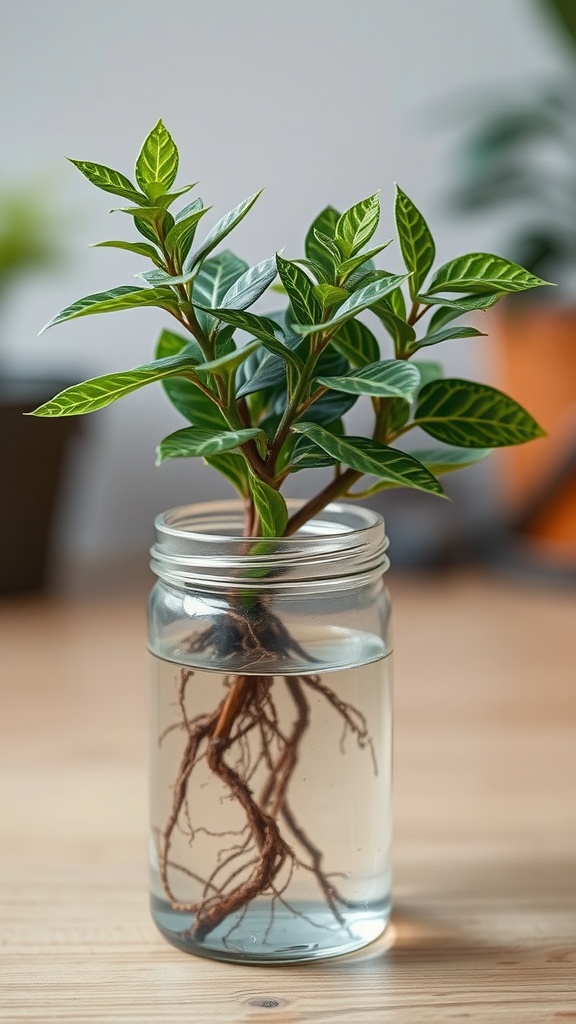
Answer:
xmin=135 ymin=120 xmax=179 ymax=195
xmin=40 ymin=285 xmax=179 ymax=332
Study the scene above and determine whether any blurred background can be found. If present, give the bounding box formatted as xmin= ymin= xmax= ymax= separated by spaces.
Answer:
xmin=1 ymin=0 xmax=575 ymax=591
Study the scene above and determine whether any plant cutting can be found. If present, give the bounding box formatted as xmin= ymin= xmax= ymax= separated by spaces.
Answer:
xmin=32 ymin=121 xmax=548 ymax=963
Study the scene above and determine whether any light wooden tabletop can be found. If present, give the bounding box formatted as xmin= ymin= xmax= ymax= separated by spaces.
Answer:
xmin=1 ymin=570 xmax=575 ymax=1023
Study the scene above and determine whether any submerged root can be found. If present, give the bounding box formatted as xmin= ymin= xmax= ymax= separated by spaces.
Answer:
xmin=156 ymin=619 xmax=375 ymax=942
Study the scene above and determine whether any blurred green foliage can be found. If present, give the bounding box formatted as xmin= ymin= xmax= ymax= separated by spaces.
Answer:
xmin=0 ymin=182 xmax=62 ymax=301
xmin=447 ymin=0 xmax=576 ymax=294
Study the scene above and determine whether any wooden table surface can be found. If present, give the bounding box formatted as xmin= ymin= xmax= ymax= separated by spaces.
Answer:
xmin=1 ymin=570 xmax=575 ymax=1022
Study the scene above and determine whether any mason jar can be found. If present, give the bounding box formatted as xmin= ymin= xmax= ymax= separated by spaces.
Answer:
xmin=148 ymin=500 xmax=393 ymax=964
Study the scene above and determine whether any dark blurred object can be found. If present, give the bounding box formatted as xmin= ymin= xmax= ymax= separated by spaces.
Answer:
xmin=0 ymin=380 xmax=77 ymax=593
xmin=0 ymin=179 xmax=76 ymax=593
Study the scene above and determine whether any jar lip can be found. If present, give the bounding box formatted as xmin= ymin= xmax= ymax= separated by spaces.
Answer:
xmin=151 ymin=500 xmax=389 ymax=585
xmin=154 ymin=499 xmax=384 ymax=544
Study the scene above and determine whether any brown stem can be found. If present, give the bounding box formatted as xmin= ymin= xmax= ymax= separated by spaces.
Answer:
xmin=212 ymin=675 xmax=252 ymax=744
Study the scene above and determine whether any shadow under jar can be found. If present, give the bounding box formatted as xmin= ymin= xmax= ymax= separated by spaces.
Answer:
xmin=148 ymin=501 xmax=393 ymax=964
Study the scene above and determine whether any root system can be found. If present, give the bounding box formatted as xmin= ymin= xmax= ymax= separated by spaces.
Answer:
xmin=155 ymin=616 xmax=374 ymax=941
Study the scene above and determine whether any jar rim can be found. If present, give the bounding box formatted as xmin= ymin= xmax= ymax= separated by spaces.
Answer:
xmin=156 ymin=499 xmax=383 ymax=541
xmin=151 ymin=500 xmax=389 ymax=587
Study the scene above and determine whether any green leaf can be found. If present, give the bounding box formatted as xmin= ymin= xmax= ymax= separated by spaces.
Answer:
xmin=427 ymin=304 xmax=473 ymax=332
xmin=115 ymin=203 xmax=172 ymax=227
xmin=164 ymin=205 xmax=210 ymax=263
xmin=266 ymin=308 xmax=302 ymax=351
xmin=355 ymin=270 xmax=408 ymax=318
xmin=411 ymin=325 xmax=486 ymax=351
xmin=386 ymin=398 xmax=411 ymax=435
xmin=134 ymin=216 xmax=159 ymax=246
xmin=384 ymin=361 xmax=441 ymax=438
xmin=175 ymin=197 xmax=204 ymax=222
xmin=192 ymin=250 xmax=249 ymax=336
xmin=331 ymin=319 xmax=380 ymax=368
xmin=387 ymin=281 xmax=407 ymax=320
xmin=276 ymin=255 xmax=322 ymax=325
xmin=119 ymin=205 xmax=174 ymax=243
xmin=214 ymin=325 xmax=236 ymax=358
xmin=294 ymin=274 xmax=410 ymax=336
xmin=305 ymin=206 xmax=340 ymax=275
xmin=155 ymin=328 xmax=204 ymax=364
xmin=187 ymin=190 xmax=263 ymax=271
xmin=413 ymin=360 xmax=444 ymax=391
xmin=91 ymin=239 xmax=164 ymax=266
xmin=410 ymin=446 xmax=493 ymax=475
xmin=335 ymin=193 xmax=380 ymax=258
xmin=30 ymin=353 xmax=199 ymax=417
xmin=303 ymin=387 xmax=357 ymax=426
xmin=426 ymin=253 xmax=553 ymax=295
xmin=293 ymin=422 xmax=444 ymax=495
xmin=235 ymin=351 xmax=286 ymax=399
xmin=289 ymin=434 xmax=339 ymax=470
xmin=135 ymin=120 xmax=179 ymax=197
xmin=249 ymin=475 xmax=288 ymax=537
xmin=153 ymin=184 xmax=196 ymax=209
xmin=371 ymin=298 xmax=416 ymax=352
xmin=69 ymin=159 xmax=149 ymax=206
xmin=338 ymin=242 xmax=391 ymax=281
xmin=138 ymin=268 xmax=196 ymax=286
xmin=220 ymin=255 xmax=278 ymax=310
xmin=194 ymin=338 xmax=260 ymax=376
xmin=40 ymin=285 xmax=178 ymax=332
xmin=313 ymin=230 xmax=342 ymax=268
xmin=315 ymin=360 xmax=420 ymax=400
xmin=156 ymin=425 xmax=264 ymax=464
xmin=196 ymin=307 xmax=304 ymax=372
xmin=418 ymin=292 xmax=502 ymax=313
xmin=192 ymin=250 xmax=248 ymax=307
xmin=309 ymin=344 xmax=350 ymax=381
xmin=394 ymin=185 xmax=436 ymax=296
xmin=414 ymin=378 xmax=546 ymax=447
xmin=293 ymin=256 xmax=331 ymax=285
xmin=154 ymin=329 xmax=225 ymax=428
xmin=205 ymin=453 xmax=250 ymax=498
xmin=164 ymin=378 xmax=227 ymax=430
xmin=313 ymin=284 xmax=349 ymax=309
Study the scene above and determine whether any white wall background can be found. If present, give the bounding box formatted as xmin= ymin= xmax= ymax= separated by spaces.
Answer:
xmin=0 ymin=0 xmax=566 ymax=558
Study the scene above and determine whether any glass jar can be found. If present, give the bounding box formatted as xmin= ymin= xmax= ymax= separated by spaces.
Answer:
xmin=148 ymin=500 xmax=393 ymax=964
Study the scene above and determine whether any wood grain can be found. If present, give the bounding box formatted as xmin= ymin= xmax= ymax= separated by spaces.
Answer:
xmin=1 ymin=571 xmax=575 ymax=1022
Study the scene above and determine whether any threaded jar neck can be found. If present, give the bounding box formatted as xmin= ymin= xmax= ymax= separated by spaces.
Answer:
xmin=150 ymin=501 xmax=389 ymax=589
